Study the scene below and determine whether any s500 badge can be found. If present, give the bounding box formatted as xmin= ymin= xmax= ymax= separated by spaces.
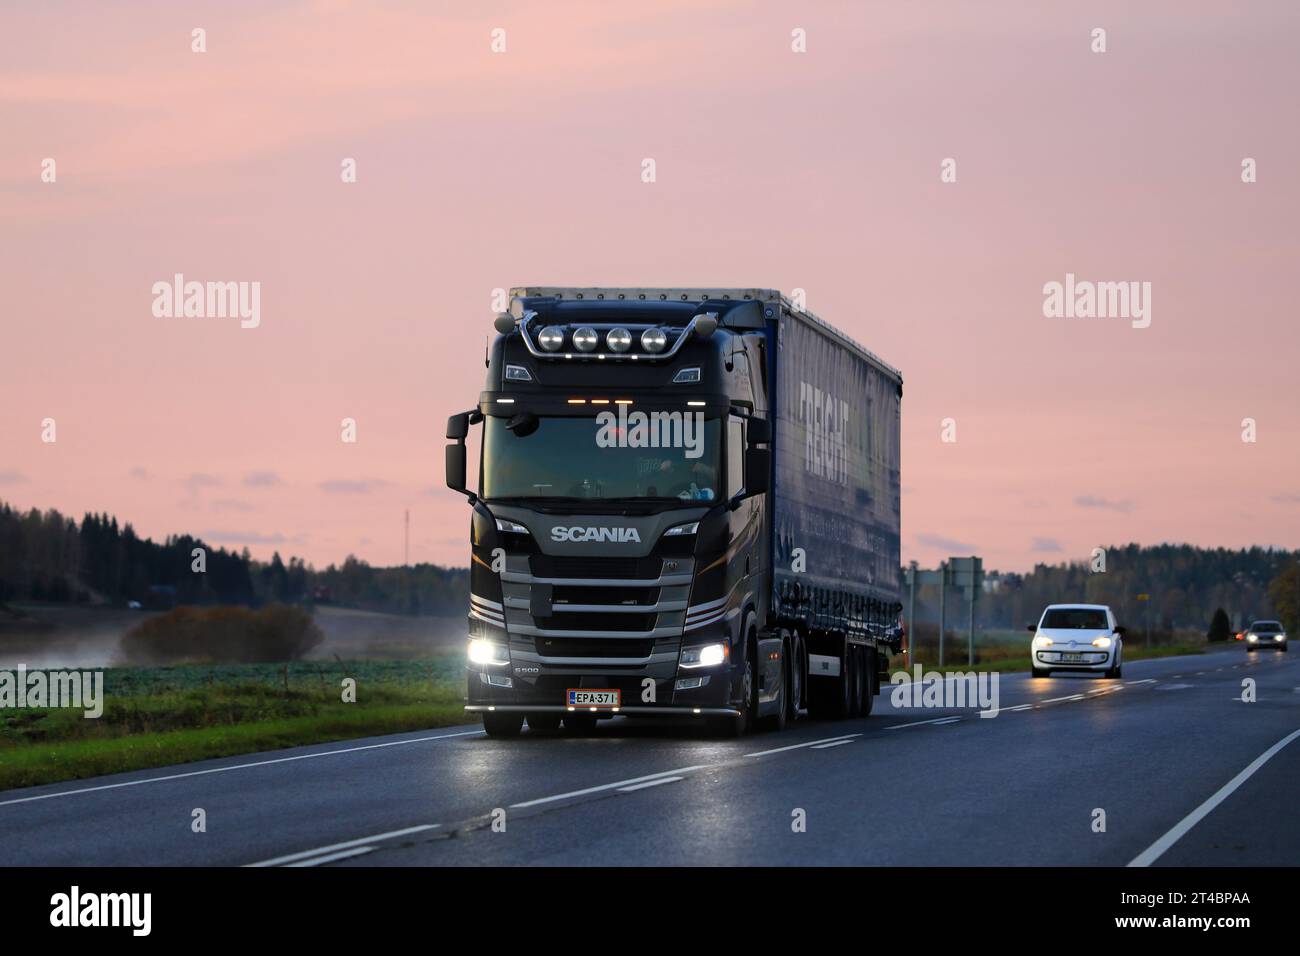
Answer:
xmin=514 ymin=665 xmax=540 ymax=675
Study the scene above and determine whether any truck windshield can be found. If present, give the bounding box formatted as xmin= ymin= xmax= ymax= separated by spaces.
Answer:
xmin=482 ymin=413 xmax=722 ymax=503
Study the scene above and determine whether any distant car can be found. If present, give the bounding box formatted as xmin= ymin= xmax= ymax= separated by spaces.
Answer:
xmin=127 ymin=600 xmax=143 ymax=610
xmin=1243 ymin=620 xmax=1288 ymax=652
xmin=1027 ymin=603 xmax=1125 ymax=679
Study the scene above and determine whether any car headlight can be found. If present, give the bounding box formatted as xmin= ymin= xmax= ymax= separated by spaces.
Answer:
xmin=1092 ymin=636 xmax=1112 ymax=648
xmin=468 ymin=638 xmax=509 ymax=666
xmin=1032 ymin=635 xmax=1053 ymax=647
xmin=680 ymin=642 xmax=728 ymax=668
xmin=1247 ymin=634 xmax=1258 ymax=642
xmin=664 ymin=521 xmax=699 ymax=537
xmin=495 ymin=518 xmax=530 ymax=535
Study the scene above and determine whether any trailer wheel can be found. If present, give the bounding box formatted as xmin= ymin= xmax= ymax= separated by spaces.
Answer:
xmin=482 ymin=711 xmax=523 ymax=737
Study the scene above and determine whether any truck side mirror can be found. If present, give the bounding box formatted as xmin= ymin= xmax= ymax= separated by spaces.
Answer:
xmin=744 ymin=447 xmax=770 ymax=496
xmin=447 ymin=412 xmax=470 ymax=441
xmin=446 ymin=444 xmax=467 ymax=494
xmin=747 ymin=417 xmax=771 ymax=445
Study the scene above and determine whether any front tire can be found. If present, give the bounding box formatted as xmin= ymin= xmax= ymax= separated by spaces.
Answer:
xmin=483 ymin=711 xmax=523 ymax=737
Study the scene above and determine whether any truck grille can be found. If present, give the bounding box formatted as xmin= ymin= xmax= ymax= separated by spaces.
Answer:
xmin=535 ymin=637 xmax=654 ymax=659
xmin=552 ymin=584 xmax=659 ymax=606
xmin=533 ymin=611 xmax=656 ymax=632
xmin=530 ymin=555 xmax=662 ymax=580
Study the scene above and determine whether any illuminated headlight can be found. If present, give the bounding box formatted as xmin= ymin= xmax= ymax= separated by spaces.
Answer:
xmin=1032 ymin=635 xmax=1053 ymax=647
xmin=1092 ymin=636 xmax=1112 ymax=648
xmin=606 ymin=328 xmax=632 ymax=352
xmin=572 ymin=327 xmax=599 ymax=352
xmin=538 ymin=326 xmax=565 ymax=351
xmin=1275 ymin=635 xmax=1285 ymax=641
xmin=641 ymin=328 xmax=667 ymax=353
xmin=680 ymin=642 xmax=727 ymax=668
xmin=1247 ymin=634 xmax=1258 ymax=642
xmin=664 ymin=521 xmax=699 ymax=537
xmin=495 ymin=518 xmax=530 ymax=535
xmin=468 ymin=639 xmax=509 ymax=666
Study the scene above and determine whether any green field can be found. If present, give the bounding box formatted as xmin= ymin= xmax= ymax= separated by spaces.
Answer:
xmin=0 ymin=657 xmax=468 ymax=791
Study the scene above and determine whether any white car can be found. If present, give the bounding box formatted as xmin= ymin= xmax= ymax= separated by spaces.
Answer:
xmin=1028 ymin=603 xmax=1125 ymax=679
xmin=1243 ymin=620 xmax=1288 ymax=652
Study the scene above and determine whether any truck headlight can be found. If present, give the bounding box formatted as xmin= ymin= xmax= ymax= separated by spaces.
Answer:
xmin=495 ymin=518 xmax=530 ymax=535
xmin=468 ymin=639 xmax=509 ymax=666
xmin=538 ymin=326 xmax=565 ymax=351
xmin=1092 ymin=636 xmax=1112 ymax=648
xmin=680 ymin=642 xmax=727 ymax=668
xmin=663 ymin=521 xmax=699 ymax=537
xmin=641 ymin=328 xmax=667 ymax=353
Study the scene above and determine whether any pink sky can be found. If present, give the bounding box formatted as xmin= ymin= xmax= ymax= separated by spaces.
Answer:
xmin=3 ymin=0 xmax=1298 ymax=573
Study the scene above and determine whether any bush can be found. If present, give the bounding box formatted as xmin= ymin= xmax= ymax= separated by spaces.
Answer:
xmin=1207 ymin=607 xmax=1232 ymax=643
xmin=121 ymin=604 xmax=325 ymax=664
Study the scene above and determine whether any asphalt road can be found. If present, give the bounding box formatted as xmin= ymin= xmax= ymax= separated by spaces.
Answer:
xmin=2 ymin=645 xmax=1297 ymax=866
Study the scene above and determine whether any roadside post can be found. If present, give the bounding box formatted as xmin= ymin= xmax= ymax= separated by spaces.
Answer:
xmin=949 ymin=557 xmax=984 ymax=667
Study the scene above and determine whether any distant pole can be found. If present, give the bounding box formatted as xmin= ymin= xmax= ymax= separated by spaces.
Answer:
xmin=907 ymin=561 xmax=917 ymax=668
xmin=938 ymin=562 xmax=947 ymax=669
xmin=967 ymin=587 xmax=975 ymax=667
xmin=404 ymin=509 xmax=410 ymax=567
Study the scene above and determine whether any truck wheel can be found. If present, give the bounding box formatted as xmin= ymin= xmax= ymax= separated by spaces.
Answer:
xmin=709 ymin=630 xmax=756 ymax=737
xmin=784 ymin=631 xmax=803 ymax=723
xmin=528 ymin=713 xmax=562 ymax=733
xmin=762 ymin=635 xmax=790 ymax=732
xmin=482 ymin=711 xmax=523 ymax=737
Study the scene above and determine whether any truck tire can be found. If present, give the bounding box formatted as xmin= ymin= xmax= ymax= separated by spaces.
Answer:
xmin=784 ymin=631 xmax=803 ymax=724
xmin=709 ymin=627 xmax=756 ymax=737
xmin=483 ymin=711 xmax=523 ymax=737
xmin=762 ymin=634 xmax=790 ymax=732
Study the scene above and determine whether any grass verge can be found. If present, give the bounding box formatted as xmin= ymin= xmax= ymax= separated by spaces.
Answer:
xmin=0 ymin=658 xmax=468 ymax=792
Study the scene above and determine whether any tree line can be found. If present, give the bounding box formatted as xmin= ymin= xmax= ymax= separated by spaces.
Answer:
xmin=0 ymin=501 xmax=468 ymax=616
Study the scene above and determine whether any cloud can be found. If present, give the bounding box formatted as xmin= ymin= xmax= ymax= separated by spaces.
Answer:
xmin=1030 ymin=536 xmax=1063 ymax=552
xmin=1272 ymin=492 xmax=1300 ymax=505
xmin=182 ymin=473 xmax=223 ymax=492
xmin=915 ymin=532 xmax=977 ymax=553
xmin=243 ymin=471 xmax=282 ymax=488
xmin=1074 ymin=495 xmax=1133 ymax=513
xmin=210 ymin=499 xmax=254 ymax=513
xmin=319 ymin=479 xmax=388 ymax=495
xmin=128 ymin=467 xmax=150 ymax=480
xmin=0 ymin=470 xmax=28 ymax=485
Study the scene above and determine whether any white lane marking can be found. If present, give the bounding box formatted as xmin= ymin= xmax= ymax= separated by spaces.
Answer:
xmin=811 ymin=739 xmax=855 ymax=750
xmin=1126 ymin=679 xmax=1156 ymax=685
xmin=286 ymin=846 xmax=377 ymax=868
xmin=510 ymin=766 xmax=709 ymax=809
xmin=745 ymin=734 xmax=859 ymax=757
xmin=886 ymin=716 xmax=962 ymax=730
xmin=1128 ymin=727 xmax=1300 ymax=868
xmin=0 ymin=729 xmax=485 ymax=809
xmin=618 ymin=776 xmax=685 ymax=793
xmin=246 ymin=823 xmax=441 ymax=867
xmin=1007 ymin=704 xmax=1034 ymax=712
xmin=1040 ymin=694 xmax=1086 ymax=704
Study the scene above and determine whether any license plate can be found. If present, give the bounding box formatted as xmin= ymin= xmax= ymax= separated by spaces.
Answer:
xmin=568 ymin=688 xmax=620 ymax=708
xmin=1061 ymin=653 xmax=1084 ymax=662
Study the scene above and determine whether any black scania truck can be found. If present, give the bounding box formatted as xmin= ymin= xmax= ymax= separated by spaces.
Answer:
xmin=446 ymin=287 xmax=902 ymax=737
